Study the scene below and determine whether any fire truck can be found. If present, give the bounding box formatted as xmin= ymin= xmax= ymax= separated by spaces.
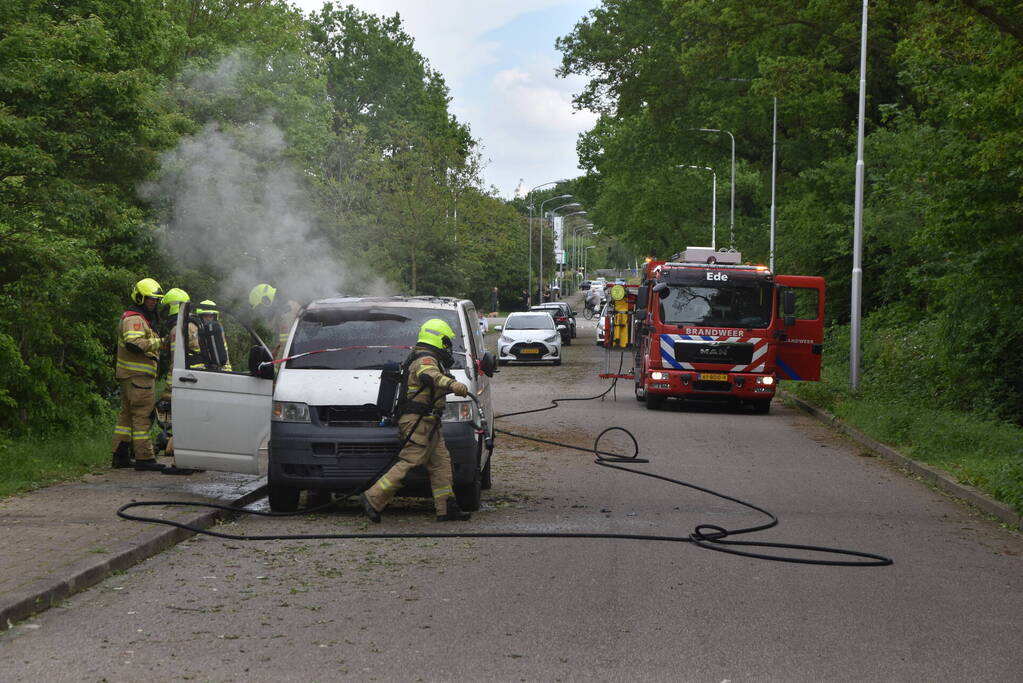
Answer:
xmin=629 ymin=247 xmax=825 ymax=413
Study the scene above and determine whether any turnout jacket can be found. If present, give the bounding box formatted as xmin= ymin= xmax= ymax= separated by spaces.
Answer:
xmin=116 ymin=307 xmax=162 ymax=380
xmin=404 ymin=346 xmax=458 ymax=417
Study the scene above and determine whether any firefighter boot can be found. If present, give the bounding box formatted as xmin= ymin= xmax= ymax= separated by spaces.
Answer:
xmin=111 ymin=442 xmax=132 ymax=469
xmin=133 ymin=458 xmax=166 ymax=471
xmin=359 ymin=493 xmax=381 ymax=523
xmin=436 ymin=497 xmax=471 ymax=522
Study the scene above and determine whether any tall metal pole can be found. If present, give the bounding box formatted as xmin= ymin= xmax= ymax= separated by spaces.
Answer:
xmin=526 ymin=182 xmax=567 ymax=306
xmin=694 ymin=128 xmax=735 ymax=248
xmin=538 ymin=195 xmax=575 ymax=304
xmin=770 ymin=97 xmax=778 ymax=272
xmin=851 ymin=0 xmax=868 ymax=390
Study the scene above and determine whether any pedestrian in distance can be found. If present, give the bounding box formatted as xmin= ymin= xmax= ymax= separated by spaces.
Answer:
xmin=520 ymin=289 xmax=529 ymax=311
xmin=478 ymin=311 xmax=489 ymax=336
xmin=360 ymin=319 xmax=473 ymax=523
xmin=489 ymin=286 xmax=499 ymax=315
xmin=111 ymin=278 xmax=166 ymax=471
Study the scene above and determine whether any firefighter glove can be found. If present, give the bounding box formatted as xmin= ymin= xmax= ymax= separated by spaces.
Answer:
xmin=450 ymin=381 xmax=469 ymax=397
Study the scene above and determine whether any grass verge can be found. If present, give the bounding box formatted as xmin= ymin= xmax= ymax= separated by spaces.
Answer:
xmin=0 ymin=424 xmax=113 ymax=499
xmin=788 ymin=373 xmax=1023 ymax=517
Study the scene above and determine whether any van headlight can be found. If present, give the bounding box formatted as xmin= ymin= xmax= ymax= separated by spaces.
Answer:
xmin=442 ymin=400 xmax=474 ymax=422
xmin=272 ymin=401 xmax=311 ymax=423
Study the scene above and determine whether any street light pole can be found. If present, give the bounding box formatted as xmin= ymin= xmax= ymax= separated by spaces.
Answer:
xmin=527 ymin=180 xmax=567 ymax=309
xmin=679 ymin=165 xmax=717 ymax=249
xmin=538 ymin=197 xmax=578 ymax=303
xmin=851 ymin=0 xmax=868 ymax=390
xmin=584 ymin=245 xmax=596 ymax=278
xmin=554 ymin=210 xmax=587 ymax=296
xmin=694 ymin=128 xmax=735 ymax=248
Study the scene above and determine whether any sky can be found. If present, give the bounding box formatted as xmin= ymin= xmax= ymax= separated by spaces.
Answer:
xmin=291 ymin=0 xmax=601 ymax=199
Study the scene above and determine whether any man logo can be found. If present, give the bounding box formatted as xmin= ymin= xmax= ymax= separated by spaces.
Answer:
xmin=700 ymin=347 xmax=729 ymax=357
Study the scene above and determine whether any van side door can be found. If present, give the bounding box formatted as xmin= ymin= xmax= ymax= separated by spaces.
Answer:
xmin=171 ymin=303 xmax=273 ymax=475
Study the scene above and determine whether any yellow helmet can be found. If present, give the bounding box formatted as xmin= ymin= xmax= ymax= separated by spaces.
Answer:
xmin=131 ymin=278 xmax=164 ymax=305
xmin=195 ymin=299 xmax=218 ymax=318
xmin=417 ymin=318 xmax=456 ymax=351
xmin=160 ymin=288 xmax=190 ymax=316
xmin=249 ymin=283 xmax=276 ymax=308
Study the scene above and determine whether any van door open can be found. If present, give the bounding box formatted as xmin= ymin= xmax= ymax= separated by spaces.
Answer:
xmin=171 ymin=303 xmax=273 ymax=475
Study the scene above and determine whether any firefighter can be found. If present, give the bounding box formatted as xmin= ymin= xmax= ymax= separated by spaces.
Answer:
xmin=196 ymin=300 xmax=231 ymax=371
xmin=156 ymin=288 xmax=201 ymax=475
xmin=111 ymin=278 xmax=165 ymax=471
xmin=249 ymin=283 xmax=300 ymax=358
xmin=361 ymin=319 xmax=472 ymax=523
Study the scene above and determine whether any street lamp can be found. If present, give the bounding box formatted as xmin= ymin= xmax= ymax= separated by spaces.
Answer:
xmin=693 ymin=128 xmax=735 ymax=249
xmin=584 ymin=245 xmax=596 ymax=278
xmin=542 ymin=204 xmax=584 ymax=303
xmin=537 ymin=198 xmax=578 ymax=302
xmin=527 ymin=181 xmax=567 ymax=308
xmin=678 ymin=165 xmax=717 ymax=250
xmin=572 ymin=223 xmax=595 ymax=281
xmin=851 ymin=0 xmax=868 ymax=390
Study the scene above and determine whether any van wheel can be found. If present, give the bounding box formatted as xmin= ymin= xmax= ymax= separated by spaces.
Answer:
xmin=481 ymin=450 xmax=493 ymax=490
xmin=455 ymin=461 xmax=482 ymax=512
xmin=268 ymin=483 xmax=300 ymax=512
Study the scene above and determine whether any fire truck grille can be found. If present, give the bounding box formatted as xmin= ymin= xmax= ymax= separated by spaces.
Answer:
xmin=674 ymin=341 xmax=753 ymax=365
xmin=693 ymin=380 xmax=732 ymax=392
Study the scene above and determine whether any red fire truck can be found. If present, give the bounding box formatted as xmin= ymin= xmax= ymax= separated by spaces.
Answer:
xmin=631 ymin=247 xmax=825 ymax=413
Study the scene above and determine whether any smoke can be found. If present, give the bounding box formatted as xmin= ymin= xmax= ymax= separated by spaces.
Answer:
xmin=140 ymin=53 xmax=392 ymax=308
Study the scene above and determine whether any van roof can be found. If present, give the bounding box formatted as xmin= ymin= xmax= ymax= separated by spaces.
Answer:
xmin=304 ymin=295 xmax=467 ymax=312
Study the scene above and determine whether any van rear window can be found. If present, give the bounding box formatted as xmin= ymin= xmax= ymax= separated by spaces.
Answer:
xmin=288 ymin=307 xmax=465 ymax=369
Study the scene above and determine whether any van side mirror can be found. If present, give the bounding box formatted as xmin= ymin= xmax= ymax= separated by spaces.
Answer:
xmin=782 ymin=289 xmax=796 ymax=326
xmin=480 ymin=351 xmax=497 ymax=377
xmin=248 ymin=345 xmax=275 ymax=379
xmin=652 ymin=282 xmax=669 ymax=299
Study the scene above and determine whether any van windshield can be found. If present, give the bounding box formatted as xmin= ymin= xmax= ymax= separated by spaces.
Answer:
xmin=287 ymin=307 xmax=466 ymax=370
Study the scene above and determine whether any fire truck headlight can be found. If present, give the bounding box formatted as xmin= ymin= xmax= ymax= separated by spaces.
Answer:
xmin=757 ymin=376 xmax=775 ymax=386
xmin=650 ymin=371 xmax=668 ymax=381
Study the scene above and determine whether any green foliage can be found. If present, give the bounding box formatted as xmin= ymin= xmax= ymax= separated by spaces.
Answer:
xmin=559 ymin=0 xmax=1023 ymax=424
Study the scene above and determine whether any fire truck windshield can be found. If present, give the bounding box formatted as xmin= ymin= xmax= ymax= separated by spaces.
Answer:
xmin=658 ymin=282 xmax=772 ymax=329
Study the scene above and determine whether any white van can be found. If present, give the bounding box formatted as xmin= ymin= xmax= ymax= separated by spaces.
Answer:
xmin=170 ymin=296 xmax=497 ymax=512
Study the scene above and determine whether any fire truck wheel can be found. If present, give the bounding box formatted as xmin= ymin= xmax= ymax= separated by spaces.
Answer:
xmin=753 ymin=399 xmax=771 ymax=415
xmin=645 ymin=394 xmax=665 ymax=410
xmin=634 ymin=382 xmax=646 ymax=402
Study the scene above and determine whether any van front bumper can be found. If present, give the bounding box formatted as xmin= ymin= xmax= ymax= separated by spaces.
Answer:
xmin=268 ymin=420 xmax=480 ymax=493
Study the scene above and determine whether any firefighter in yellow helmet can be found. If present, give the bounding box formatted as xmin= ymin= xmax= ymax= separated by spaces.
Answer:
xmin=361 ymin=319 xmax=472 ymax=522
xmin=249 ymin=283 xmax=301 ymax=359
xmin=196 ymin=300 xmax=231 ymax=371
xmin=155 ymin=288 xmax=202 ymax=475
xmin=111 ymin=278 xmax=165 ymax=470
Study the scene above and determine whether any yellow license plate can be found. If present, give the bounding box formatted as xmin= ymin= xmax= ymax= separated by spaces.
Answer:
xmin=699 ymin=373 xmax=728 ymax=381
xmin=520 ymin=348 xmax=539 ymax=354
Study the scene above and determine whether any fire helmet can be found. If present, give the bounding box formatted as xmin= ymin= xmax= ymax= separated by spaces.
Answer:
xmin=196 ymin=300 xmax=219 ymax=319
xmin=132 ymin=278 xmax=164 ymax=305
xmin=249 ymin=284 xmax=276 ymax=308
xmin=417 ymin=319 xmax=456 ymax=352
xmin=160 ymin=288 xmax=190 ymax=316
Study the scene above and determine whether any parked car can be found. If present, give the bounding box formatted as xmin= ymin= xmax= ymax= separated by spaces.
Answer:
xmin=579 ymin=280 xmax=592 ymax=291
xmin=529 ymin=302 xmax=576 ymax=343
xmin=170 ymin=296 xmax=497 ymax=513
xmin=496 ymin=312 xmax=564 ymax=366
xmin=595 ymin=301 xmax=611 ymax=346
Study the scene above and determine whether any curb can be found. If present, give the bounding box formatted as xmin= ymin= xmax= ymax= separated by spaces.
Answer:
xmin=1 ymin=478 xmax=267 ymax=631
xmin=780 ymin=390 xmax=1022 ymax=530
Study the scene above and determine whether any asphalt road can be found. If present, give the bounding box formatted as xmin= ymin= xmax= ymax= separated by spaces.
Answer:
xmin=3 ymin=313 xmax=1022 ymax=682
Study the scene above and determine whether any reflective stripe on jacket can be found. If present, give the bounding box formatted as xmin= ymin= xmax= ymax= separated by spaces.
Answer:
xmin=116 ymin=309 xmax=161 ymax=379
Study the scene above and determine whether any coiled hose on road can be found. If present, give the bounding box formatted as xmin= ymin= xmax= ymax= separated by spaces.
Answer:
xmin=118 ymin=358 xmax=893 ymax=567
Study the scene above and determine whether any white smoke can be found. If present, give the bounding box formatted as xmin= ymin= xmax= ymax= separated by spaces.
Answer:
xmin=141 ymin=53 xmax=393 ymax=308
